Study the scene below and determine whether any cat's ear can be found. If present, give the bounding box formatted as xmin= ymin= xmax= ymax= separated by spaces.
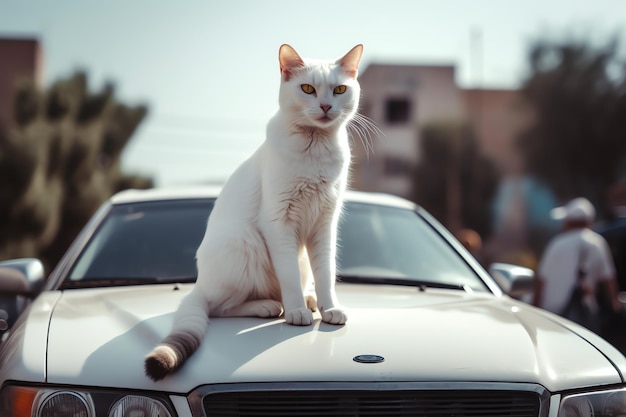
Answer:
xmin=338 ymin=44 xmax=364 ymax=79
xmin=279 ymin=44 xmax=305 ymax=81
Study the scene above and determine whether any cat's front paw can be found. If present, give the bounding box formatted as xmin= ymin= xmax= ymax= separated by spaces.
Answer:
xmin=320 ymin=307 xmax=347 ymax=325
xmin=284 ymin=307 xmax=314 ymax=326
xmin=255 ymin=300 xmax=284 ymax=318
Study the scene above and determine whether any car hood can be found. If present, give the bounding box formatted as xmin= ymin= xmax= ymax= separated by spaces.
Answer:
xmin=37 ymin=283 xmax=626 ymax=393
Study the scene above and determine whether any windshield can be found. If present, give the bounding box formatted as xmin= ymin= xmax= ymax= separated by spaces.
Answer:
xmin=65 ymin=198 xmax=487 ymax=291
xmin=337 ymin=203 xmax=485 ymax=291
xmin=68 ymin=200 xmax=211 ymax=284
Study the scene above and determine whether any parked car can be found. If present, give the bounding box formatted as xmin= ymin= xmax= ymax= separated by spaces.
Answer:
xmin=1 ymin=186 xmax=625 ymax=417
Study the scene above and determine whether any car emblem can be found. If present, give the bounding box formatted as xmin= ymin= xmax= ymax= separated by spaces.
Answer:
xmin=353 ymin=354 xmax=385 ymax=364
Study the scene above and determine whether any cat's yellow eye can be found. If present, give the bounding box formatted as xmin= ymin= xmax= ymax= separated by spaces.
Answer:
xmin=334 ymin=85 xmax=347 ymax=95
xmin=301 ymin=84 xmax=316 ymax=94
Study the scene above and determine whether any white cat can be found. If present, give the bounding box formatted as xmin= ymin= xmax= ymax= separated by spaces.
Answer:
xmin=144 ymin=44 xmax=364 ymax=381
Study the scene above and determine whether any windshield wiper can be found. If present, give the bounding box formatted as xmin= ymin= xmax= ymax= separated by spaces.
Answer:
xmin=336 ymin=275 xmax=469 ymax=292
xmin=60 ymin=276 xmax=196 ymax=289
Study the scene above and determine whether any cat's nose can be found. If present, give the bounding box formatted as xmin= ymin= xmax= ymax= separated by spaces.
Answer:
xmin=320 ymin=104 xmax=332 ymax=113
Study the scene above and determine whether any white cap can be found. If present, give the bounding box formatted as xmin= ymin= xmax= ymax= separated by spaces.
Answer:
xmin=551 ymin=197 xmax=595 ymax=223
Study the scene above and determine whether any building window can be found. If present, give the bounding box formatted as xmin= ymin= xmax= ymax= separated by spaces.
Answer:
xmin=385 ymin=98 xmax=411 ymax=124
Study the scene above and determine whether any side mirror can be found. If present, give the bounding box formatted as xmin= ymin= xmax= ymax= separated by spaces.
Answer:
xmin=489 ymin=262 xmax=535 ymax=301
xmin=0 ymin=258 xmax=45 ymax=335
xmin=0 ymin=258 xmax=45 ymax=296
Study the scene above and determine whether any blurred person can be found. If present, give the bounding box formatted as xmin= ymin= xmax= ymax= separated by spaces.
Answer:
xmin=533 ymin=197 xmax=622 ymax=332
xmin=456 ymin=228 xmax=482 ymax=260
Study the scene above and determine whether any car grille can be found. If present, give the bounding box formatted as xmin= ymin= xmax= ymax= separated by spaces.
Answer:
xmin=201 ymin=388 xmax=542 ymax=417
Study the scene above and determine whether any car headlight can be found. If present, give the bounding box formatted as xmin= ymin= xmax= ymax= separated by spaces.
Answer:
xmin=560 ymin=387 xmax=626 ymax=417
xmin=109 ymin=395 xmax=173 ymax=417
xmin=0 ymin=385 xmax=174 ymax=417
xmin=35 ymin=390 xmax=95 ymax=416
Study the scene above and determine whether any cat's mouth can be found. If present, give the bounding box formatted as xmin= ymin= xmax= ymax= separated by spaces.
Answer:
xmin=316 ymin=114 xmax=336 ymax=125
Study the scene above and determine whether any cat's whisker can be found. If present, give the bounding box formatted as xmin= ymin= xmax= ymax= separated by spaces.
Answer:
xmin=350 ymin=115 xmax=373 ymax=149
xmin=348 ymin=113 xmax=383 ymax=158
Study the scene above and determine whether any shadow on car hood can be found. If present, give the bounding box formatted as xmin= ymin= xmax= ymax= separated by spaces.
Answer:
xmin=41 ymin=283 xmax=625 ymax=393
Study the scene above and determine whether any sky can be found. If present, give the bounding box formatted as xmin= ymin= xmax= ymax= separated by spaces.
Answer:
xmin=1 ymin=0 xmax=625 ymax=186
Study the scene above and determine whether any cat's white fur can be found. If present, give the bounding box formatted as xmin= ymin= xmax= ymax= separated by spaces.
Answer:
xmin=144 ymin=44 xmax=364 ymax=381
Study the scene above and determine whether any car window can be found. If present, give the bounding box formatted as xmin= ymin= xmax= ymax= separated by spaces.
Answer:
xmin=337 ymin=203 xmax=486 ymax=291
xmin=65 ymin=199 xmax=486 ymax=291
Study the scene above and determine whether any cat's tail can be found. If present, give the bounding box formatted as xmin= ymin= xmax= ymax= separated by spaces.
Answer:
xmin=144 ymin=289 xmax=210 ymax=381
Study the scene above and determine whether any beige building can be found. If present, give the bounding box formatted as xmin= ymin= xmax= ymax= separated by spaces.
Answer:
xmin=0 ymin=37 xmax=43 ymax=128
xmin=461 ymin=88 xmax=528 ymax=175
xmin=352 ymin=62 xmax=527 ymax=199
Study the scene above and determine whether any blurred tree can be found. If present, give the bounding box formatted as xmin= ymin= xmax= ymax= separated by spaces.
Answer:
xmin=411 ymin=121 xmax=499 ymax=239
xmin=0 ymin=72 xmax=153 ymax=272
xmin=516 ymin=35 xmax=626 ymax=214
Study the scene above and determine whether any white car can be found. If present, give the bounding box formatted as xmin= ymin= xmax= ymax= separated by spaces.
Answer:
xmin=0 ymin=186 xmax=625 ymax=417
